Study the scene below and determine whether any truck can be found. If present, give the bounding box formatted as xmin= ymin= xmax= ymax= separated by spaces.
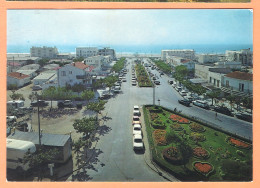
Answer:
xmin=7 ymin=100 xmax=24 ymax=109
xmin=7 ymin=138 xmax=36 ymax=172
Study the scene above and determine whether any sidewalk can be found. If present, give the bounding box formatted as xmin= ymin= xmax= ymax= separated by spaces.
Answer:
xmin=140 ymin=106 xmax=180 ymax=182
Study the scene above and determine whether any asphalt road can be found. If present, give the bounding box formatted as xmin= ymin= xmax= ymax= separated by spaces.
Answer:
xmin=84 ymin=58 xmax=252 ymax=181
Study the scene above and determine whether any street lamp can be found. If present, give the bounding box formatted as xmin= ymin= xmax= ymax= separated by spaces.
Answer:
xmin=158 ymin=98 xmax=161 ymax=106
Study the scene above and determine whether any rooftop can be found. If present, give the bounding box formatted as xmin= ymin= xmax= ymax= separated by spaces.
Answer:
xmin=8 ymin=131 xmax=70 ymax=147
xmin=8 ymin=72 xmax=30 ymax=79
xmin=225 ymin=71 xmax=253 ymax=81
xmin=72 ymin=62 xmax=89 ymax=70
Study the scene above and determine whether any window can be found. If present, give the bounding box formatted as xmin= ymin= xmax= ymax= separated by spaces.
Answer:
xmin=239 ymin=83 xmax=244 ymax=92
xmin=226 ymin=80 xmax=229 ymax=87
xmin=69 ymin=71 xmax=72 ymax=74
xmin=217 ymin=80 xmax=220 ymax=87
xmin=61 ymin=71 xmax=66 ymax=76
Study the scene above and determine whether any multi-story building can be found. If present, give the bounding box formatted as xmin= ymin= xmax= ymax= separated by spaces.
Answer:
xmin=197 ymin=54 xmax=220 ymax=64
xmin=57 ymin=62 xmax=93 ymax=88
xmin=98 ymin=48 xmax=116 ymax=60
xmin=161 ymin=49 xmax=195 ymax=61
xmin=214 ymin=61 xmax=241 ymax=70
xmin=30 ymin=46 xmax=58 ymax=58
xmin=76 ymin=47 xmax=98 ymax=58
xmin=222 ymin=71 xmax=253 ymax=97
xmin=166 ymin=56 xmax=195 ymax=70
xmin=225 ymin=49 xmax=253 ymax=66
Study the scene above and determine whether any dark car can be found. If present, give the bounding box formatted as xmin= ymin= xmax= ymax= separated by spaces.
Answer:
xmin=178 ymin=99 xmax=191 ymax=107
xmin=235 ymin=113 xmax=252 ymax=122
xmin=58 ymin=100 xmax=73 ymax=108
xmin=214 ymin=106 xmax=233 ymax=116
xmin=154 ymin=80 xmax=160 ymax=85
xmin=31 ymin=100 xmax=49 ymax=107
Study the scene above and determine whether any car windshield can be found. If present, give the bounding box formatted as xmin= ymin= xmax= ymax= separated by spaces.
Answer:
xmin=134 ymin=139 xmax=142 ymax=143
xmin=134 ymin=127 xmax=141 ymax=130
xmin=133 ymin=118 xmax=139 ymax=121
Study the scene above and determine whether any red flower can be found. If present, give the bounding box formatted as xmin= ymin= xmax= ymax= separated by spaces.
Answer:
xmin=229 ymin=137 xmax=251 ymax=148
xmin=194 ymin=162 xmax=212 ymax=174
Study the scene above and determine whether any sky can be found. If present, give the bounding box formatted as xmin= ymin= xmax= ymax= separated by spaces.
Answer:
xmin=7 ymin=9 xmax=253 ymax=47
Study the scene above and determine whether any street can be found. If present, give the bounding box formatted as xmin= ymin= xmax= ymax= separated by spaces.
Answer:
xmin=80 ymin=58 xmax=252 ymax=181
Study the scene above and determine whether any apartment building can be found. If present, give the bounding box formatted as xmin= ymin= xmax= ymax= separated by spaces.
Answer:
xmin=98 ymin=48 xmax=116 ymax=60
xmin=30 ymin=46 xmax=58 ymax=58
xmin=226 ymin=49 xmax=253 ymax=66
xmin=161 ymin=49 xmax=195 ymax=61
xmin=197 ymin=54 xmax=220 ymax=64
xmin=76 ymin=47 xmax=98 ymax=58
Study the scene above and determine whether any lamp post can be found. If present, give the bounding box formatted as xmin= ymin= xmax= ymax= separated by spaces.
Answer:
xmin=35 ymin=92 xmax=42 ymax=145
xmin=158 ymin=98 xmax=160 ymax=106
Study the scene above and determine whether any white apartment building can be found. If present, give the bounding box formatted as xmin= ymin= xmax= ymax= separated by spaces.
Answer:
xmin=214 ymin=61 xmax=241 ymax=70
xmin=197 ymin=54 xmax=219 ymax=64
xmin=98 ymin=48 xmax=116 ymax=60
xmin=166 ymin=56 xmax=195 ymax=70
xmin=226 ymin=49 xmax=253 ymax=66
xmin=57 ymin=62 xmax=93 ymax=88
xmin=222 ymin=71 xmax=252 ymax=97
xmin=30 ymin=46 xmax=58 ymax=58
xmin=161 ymin=49 xmax=195 ymax=61
xmin=76 ymin=47 xmax=98 ymax=58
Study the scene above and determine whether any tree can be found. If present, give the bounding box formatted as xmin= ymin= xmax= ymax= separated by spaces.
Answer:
xmin=72 ymin=117 xmax=98 ymax=137
xmin=7 ymin=84 xmax=18 ymax=91
xmin=29 ymin=92 xmax=38 ymax=103
xmin=104 ymin=76 xmax=118 ymax=90
xmin=72 ymin=139 xmax=86 ymax=157
xmin=23 ymin=145 xmax=58 ymax=181
xmin=226 ymin=94 xmax=236 ymax=111
xmin=242 ymin=97 xmax=253 ymax=112
xmin=42 ymin=86 xmax=56 ymax=110
xmin=10 ymin=92 xmax=25 ymax=101
xmin=81 ymin=90 xmax=95 ymax=104
xmin=92 ymin=79 xmax=104 ymax=90
xmin=71 ymin=83 xmax=85 ymax=96
xmin=86 ymin=100 xmax=107 ymax=120
xmin=206 ymin=90 xmax=221 ymax=105
xmin=175 ymin=65 xmax=188 ymax=80
xmin=73 ymin=57 xmax=84 ymax=62
xmin=38 ymin=58 xmax=50 ymax=67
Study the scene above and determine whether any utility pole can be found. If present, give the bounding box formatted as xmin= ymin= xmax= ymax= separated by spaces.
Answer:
xmin=36 ymin=93 xmax=41 ymax=145
xmin=153 ymin=86 xmax=155 ymax=105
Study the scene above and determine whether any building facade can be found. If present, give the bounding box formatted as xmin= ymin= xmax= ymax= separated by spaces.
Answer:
xmin=197 ymin=54 xmax=219 ymax=64
xmin=98 ymin=48 xmax=116 ymax=60
xmin=30 ymin=46 xmax=58 ymax=58
xmin=161 ymin=49 xmax=195 ymax=61
xmin=76 ymin=47 xmax=98 ymax=58
xmin=7 ymin=72 xmax=31 ymax=87
xmin=226 ymin=49 xmax=253 ymax=66
xmin=57 ymin=62 xmax=93 ymax=88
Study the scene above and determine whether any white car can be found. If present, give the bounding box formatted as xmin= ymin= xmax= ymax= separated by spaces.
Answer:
xmin=133 ymin=134 xmax=144 ymax=150
xmin=6 ymin=116 xmax=17 ymax=123
xmin=180 ymin=90 xmax=188 ymax=96
xmin=133 ymin=124 xmax=142 ymax=135
xmin=193 ymin=100 xmax=210 ymax=109
xmin=133 ymin=105 xmax=139 ymax=111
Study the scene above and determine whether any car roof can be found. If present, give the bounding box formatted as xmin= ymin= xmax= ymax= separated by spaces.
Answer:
xmin=133 ymin=124 xmax=141 ymax=128
xmin=134 ymin=134 xmax=142 ymax=139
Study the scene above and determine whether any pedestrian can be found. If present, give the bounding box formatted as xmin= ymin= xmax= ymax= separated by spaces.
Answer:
xmin=215 ymin=112 xmax=218 ymax=119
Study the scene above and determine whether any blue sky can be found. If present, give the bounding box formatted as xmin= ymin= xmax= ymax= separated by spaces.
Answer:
xmin=7 ymin=9 xmax=253 ymax=47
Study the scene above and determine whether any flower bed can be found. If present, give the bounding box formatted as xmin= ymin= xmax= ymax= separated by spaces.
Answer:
xmin=170 ymin=114 xmax=190 ymax=124
xmin=193 ymin=147 xmax=210 ymax=159
xmin=190 ymin=132 xmax=206 ymax=142
xmin=171 ymin=123 xmax=183 ymax=131
xmin=189 ymin=122 xmax=205 ymax=132
xmin=162 ymin=147 xmax=183 ymax=164
xmin=152 ymin=119 xmax=166 ymax=129
xmin=153 ymin=129 xmax=167 ymax=146
xmin=150 ymin=113 xmax=159 ymax=121
xmin=193 ymin=162 xmax=214 ymax=177
xmin=227 ymin=137 xmax=251 ymax=149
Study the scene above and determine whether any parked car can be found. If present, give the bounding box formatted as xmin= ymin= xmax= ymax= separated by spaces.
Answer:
xmin=152 ymin=76 xmax=156 ymax=80
xmin=214 ymin=106 xmax=233 ymax=116
xmin=122 ymin=78 xmax=127 ymax=82
xmin=133 ymin=124 xmax=142 ymax=135
xmin=133 ymin=110 xmax=140 ymax=116
xmin=154 ymin=80 xmax=160 ymax=85
xmin=235 ymin=112 xmax=252 ymax=122
xmin=132 ymin=81 xmax=137 ymax=86
xmin=168 ymin=80 xmax=173 ymax=85
xmin=192 ymin=100 xmax=209 ymax=109
xmin=31 ymin=100 xmax=49 ymax=107
xmin=133 ymin=134 xmax=144 ymax=150
xmin=184 ymin=96 xmax=194 ymax=102
xmin=179 ymin=90 xmax=188 ymax=96
xmin=58 ymin=100 xmax=73 ymax=108
xmin=32 ymin=85 xmax=42 ymax=91
xmin=134 ymin=105 xmax=139 ymax=111
xmin=132 ymin=116 xmax=141 ymax=125
xmin=178 ymin=99 xmax=191 ymax=107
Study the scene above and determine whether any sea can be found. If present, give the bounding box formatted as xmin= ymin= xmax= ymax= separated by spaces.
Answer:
xmin=7 ymin=44 xmax=253 ymax=55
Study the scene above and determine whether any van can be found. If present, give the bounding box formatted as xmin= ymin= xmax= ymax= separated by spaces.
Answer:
xmin=193 ymin=100 xmax=209 ymax=109
xmin=7 ymin=139 xmax=36 ymax=171
xmin=7 ymin=100 xmax=24 ymax=109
